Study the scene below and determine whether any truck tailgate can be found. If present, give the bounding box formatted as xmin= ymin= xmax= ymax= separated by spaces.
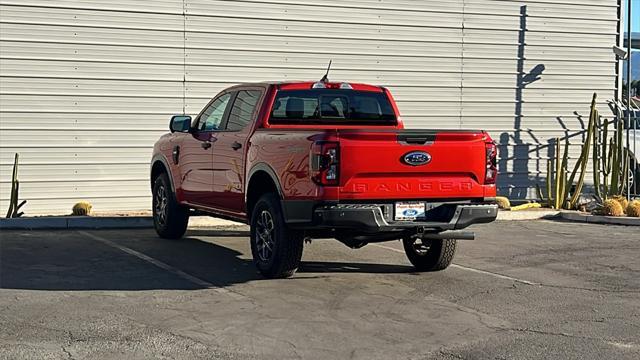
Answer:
xmin=337 ymin=130 xmax=489 ymax=200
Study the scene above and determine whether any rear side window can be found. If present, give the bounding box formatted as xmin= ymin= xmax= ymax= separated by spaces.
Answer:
xmin=270 ymin=89 xmax=397 ymax=125
xmin=227 ymin=90 xmax=262 ymax=131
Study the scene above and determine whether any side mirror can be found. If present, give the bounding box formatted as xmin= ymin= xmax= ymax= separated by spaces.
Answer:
xmin=170 ymin=115 xmax=191 ymax=133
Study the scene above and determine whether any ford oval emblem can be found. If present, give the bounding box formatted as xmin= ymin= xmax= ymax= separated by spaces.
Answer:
xmin=402 ymin=151 xmax=432 ymax=166
xmin=403 ymin=209 xmax=419 ymax=216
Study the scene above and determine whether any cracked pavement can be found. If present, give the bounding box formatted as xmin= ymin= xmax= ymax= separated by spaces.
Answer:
xmin=0 ymin=220 xmax=639 ymax=359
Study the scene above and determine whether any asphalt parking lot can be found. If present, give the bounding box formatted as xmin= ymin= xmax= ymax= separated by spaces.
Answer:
xmin=1 ymin=220 xmax=639 ymax=360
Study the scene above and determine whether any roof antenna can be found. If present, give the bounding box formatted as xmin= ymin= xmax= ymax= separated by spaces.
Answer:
xmin=320 ymin=60 xmax=332 ymax=82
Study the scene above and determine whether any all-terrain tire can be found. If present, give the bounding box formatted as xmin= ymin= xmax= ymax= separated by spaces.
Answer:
xmin=152 ymin=173 xmax=189 ymax=239
xmin=402 ymin=237 xmax=457 ymax=271
xmin=250 ymin=193 xmax=304 ymax=278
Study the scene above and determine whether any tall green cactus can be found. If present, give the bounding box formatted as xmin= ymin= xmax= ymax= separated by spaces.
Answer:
xmin=592 ymin=102 xmax=628 ymax=200
xmin=546 ymin=136 xmax=571 ymax=210
xmin=559 ymin=138 xmax=569 ymax=208
xmin=540 ymin=93 xmax=599 ymax=209
xmin=622 ymin=148 xmax=629 ymax=194
xmin=593 ymin=113 xmax=602 ymax=200
xmin=568 ymin=95 xmax=598 ymax=208
xmin=602 ymin=115 xmax=610 ymax=198
xmin=609 ymin=118 xmax=621 ymax=194
xmin=553 ymin=138 xmax=562 ymax=209
xmin=540 ymin=93 xmax=630 ymax=208
xmin=5 ymin=153 xmax=26 ymax=218
xmin=546 ymin=159 xmax=553 ymax=207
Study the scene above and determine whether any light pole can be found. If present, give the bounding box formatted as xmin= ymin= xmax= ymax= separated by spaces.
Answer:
xmin=613 ymin=1 xmax=634 ymax=200
xmin=626 ymin=0 xmax=632 ymax=200
xmin=626 ymin=0 xmax=631 ymax=105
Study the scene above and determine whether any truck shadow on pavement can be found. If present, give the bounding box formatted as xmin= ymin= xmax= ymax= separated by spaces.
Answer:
xmin=0 ymin=229 xmax=413 ymax=291
xmin=299 ymin=261 xmax=413 ymax=274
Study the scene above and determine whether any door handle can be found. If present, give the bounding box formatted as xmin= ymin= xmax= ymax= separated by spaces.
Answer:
xmin=231 ymin=141 xmax=242 ymax=150
xmin=201 ymin=141 xmax=212 ymax=149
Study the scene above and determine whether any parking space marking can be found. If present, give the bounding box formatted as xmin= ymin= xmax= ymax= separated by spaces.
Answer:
xmin=447 ymin=263 xmax=538 ymax=285
xmin=370 ymin=243 xmax=538 ymax=285
xmin=79 ymin=231 xmax=247 ymax=299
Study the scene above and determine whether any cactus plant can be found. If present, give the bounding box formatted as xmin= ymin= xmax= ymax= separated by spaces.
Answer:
xmin=551 ymin=137 xmax=567 ymax=209
xmin=545 ymin=159 xmax=553 ymax=207
xmin=567 ymin=94 xmax=598 ymax=209
xmin=541 ymin=138 xmax=569 ymax=209
xmin=592 ymin=112 xmax=601 ymax=200
xmin=611 ymin=195 xmax=629 ymax=213
xmin=72 ymin=201 xmax=93 ymax=216
xmin=602 ymin=199 xmax=625 ymax=216
xmin=535 ymin=183 xmax=544 ymax=202
xmin=495 ymin=196 xmax=511 ymax=210
xmin=5 ymin=153 xmax=26 ymax=218
xmin=540 ymin=93 xmax=632 ymax=209
xmin=541 ymin=94 xmax=597 ymax=209
xmin=592 ymin=100 xmax=630 ymax=200
xmin=601 ymin=116 xmax=611 ymax=198
xmin=626 ymin=200 xmax=640 ymax=217
xmin=609 ymin=115 xmax=624 ymax=195
xmin=559 ymin=137 xmax=569 ymax=209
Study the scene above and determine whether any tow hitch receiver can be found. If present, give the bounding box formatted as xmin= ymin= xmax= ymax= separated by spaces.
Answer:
xmin=419 ymin=230 xmax=475 ymax=241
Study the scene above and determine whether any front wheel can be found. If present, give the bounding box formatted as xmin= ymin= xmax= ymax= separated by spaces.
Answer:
xmin=152 ymin=173 xmax=189 ymax=239
xmin=402 ymin=237 xmax=457 ymax=271
xmin=250 ymin=193 xmax=304 ymax=278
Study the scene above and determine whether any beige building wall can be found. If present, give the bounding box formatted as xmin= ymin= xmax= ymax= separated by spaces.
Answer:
xmin=0 ymin=0 xmax=619 ymax=213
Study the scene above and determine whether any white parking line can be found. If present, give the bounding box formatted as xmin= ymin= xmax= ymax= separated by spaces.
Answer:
xmin=370 ymin=243 xmax=538 ymax=285
xmin=79 ymin=231 xmax=247 ymax=299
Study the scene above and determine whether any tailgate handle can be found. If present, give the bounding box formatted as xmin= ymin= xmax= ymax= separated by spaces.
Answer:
xmin=398 ymin=136 xmax=434 ymax=145
xmin=405 ymin=137 xmax=429 ymax=144
xmin=397 ymin=133 xmax=436 ymax=145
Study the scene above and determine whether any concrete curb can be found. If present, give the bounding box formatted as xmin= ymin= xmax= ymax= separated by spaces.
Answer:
xmin=0 ymin=216 xmax=242 ymax=230
xmin=0 ymin=216 xmax=152 ymax=230
xmin=559 ymin=211 xmax=640 ymax=226
xmin=496 ymin=210 xmax=560 ymax=220
xmin=5 ymin=211 xmax=635 ymax=229
xmin=3 ymin=211 xmax=556 ymax=229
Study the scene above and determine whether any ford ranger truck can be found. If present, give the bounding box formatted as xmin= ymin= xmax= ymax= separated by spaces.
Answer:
xmin=150 ymin=81 xmax=498 ymax=278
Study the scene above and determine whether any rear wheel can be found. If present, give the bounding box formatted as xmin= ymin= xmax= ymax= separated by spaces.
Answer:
xmin=402 ymin=237 xmax=457 ymax=271
xmin=250 ymin=193 xmax=304 ymax=278
xmin=152 ymin=173 xmax=189 ymax=239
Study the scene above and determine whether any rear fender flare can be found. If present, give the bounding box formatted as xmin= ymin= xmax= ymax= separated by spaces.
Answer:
xmin=246 ymin=163 xmax=284 ymax=202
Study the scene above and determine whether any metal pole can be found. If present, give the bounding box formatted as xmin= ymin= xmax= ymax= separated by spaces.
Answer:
xmin=626 ymin=0 xmax=632 ymax=200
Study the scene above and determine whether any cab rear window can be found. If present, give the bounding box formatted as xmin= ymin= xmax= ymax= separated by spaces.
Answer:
xmin=269 ymin=89 xmax=397 ymax=125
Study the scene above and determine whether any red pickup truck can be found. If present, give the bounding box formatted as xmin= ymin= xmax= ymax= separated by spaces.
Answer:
xmin=150 ymin=80 xmax=498 ymax=278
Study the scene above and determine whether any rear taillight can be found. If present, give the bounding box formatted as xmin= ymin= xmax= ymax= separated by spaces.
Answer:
xmin=311 ymin=141 xmax=339 ymax=185
xmin=485 ymin=142 xmax=498 ymax=184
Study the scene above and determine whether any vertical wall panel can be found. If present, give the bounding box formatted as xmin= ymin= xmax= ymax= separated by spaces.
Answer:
xmin=0 ymin=0 xmax=619 ymax=214
xmin=0 ymin=1 xmax=184 ymax=214
xmin=460 ymin=0 xmax=618 ymax=198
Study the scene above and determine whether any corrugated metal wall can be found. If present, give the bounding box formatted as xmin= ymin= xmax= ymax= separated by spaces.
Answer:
xmin=0 ymin=0 xmax=619 ymax=214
